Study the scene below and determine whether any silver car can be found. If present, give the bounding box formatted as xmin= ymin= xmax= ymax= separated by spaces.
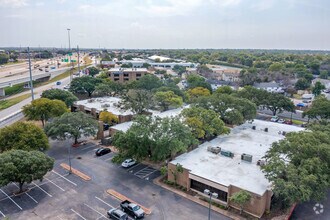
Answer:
xmin=107 ymin=208 xmax=128 ymax=220
xmin=121 ymin=159 xmax=136 ymax=168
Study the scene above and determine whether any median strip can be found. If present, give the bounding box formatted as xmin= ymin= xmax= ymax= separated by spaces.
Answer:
xmin=106 ymin=189 xmax=152 ymax=215
xmin=60 ymin=163 xmax=91 ymax=181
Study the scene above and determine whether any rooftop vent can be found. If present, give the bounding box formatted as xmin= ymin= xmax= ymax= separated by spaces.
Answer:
xmin=220 ymin=150 xmax=234 ymax=158
xmin=252 ymin=125 xmax=256 ymax=130
xmin=257 ymin=160 xmax=266 ymax=166
xmin=264 ymin=128 xmax=268 ymax=132
xmin=241 ymin=153 xmax=253 ymax=163
xmin=207 ymin=146 xmax=221 ymax=154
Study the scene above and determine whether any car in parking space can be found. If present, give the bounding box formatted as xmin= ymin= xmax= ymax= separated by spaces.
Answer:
xmin=121 ymin=159 xmax=136 ymax=168
xmin=56 ymin=81 xmax=61 ymax=85
xmin=284 ymin=120 xmax=293 ymax=125
xmin=107 ymin=208 xmax=128 ymax=220
xmin=120 ymin=200 xmax=144 ymax=219
xmin=296 ymin=103 xmax=307 ymax=107
xmin=278 ymin=118 xmax=285 ymax=123
xmin=95 ymin=147 xmax=111 ymax=156
xmin=270 ymin=116 xmax=279 ymax=122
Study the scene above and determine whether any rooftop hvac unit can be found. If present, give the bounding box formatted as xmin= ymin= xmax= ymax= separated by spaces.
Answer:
xmin=220 ymin=150 xmax=234 ymax=158
xmin=264 ymin=128 xmax=268 ymax=132
xmin=207 ymin=146 xmax=221 ymax=154
xmin=257 ymin=160 xmax=266 ymax=166
xmin=252 ymin=125 xmax=256 ymax=130
xmin=241 ymin=153 xmax=253 ymax=162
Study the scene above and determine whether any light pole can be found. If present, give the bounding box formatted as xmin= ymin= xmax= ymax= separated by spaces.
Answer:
xmin=67 ymin=28 xmax=72 ymax=82
xmin=65 ymin=132 xmax=72 ymax=174
xmin=27 ymin=47 xmax=35 ymax=101
xmin=77 ymin=45 xmax=80 ymax=76
xmin=204 ymin=189 xmax=218 ymax=220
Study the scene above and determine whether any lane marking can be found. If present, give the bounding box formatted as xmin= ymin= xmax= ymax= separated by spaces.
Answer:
xmin=84 ymin=203 xmax=107 ymax=219
xmin=95 ymin=196 xmax=115 ymax=209
xmin=71 ymin=208 xmax=87 ymax=220
xmin=57 ymin=216 xmax=65 ymax=220
xmin=12 ymin=183 xmax=38 ymax=204
xmin=44 ymin=177 xmax=65 ymax=192
xmin=0 ymin=189 xmax=23 ymax=210
xmin=52 ymin=170 xmax=77 ymax=186
xmin=0 ymin=210 xmax=5 ymax=217
xmin=32 ymin=183 xmax=52 ymax=197
xmin=126 ymin=163 xmax=140 ymax=172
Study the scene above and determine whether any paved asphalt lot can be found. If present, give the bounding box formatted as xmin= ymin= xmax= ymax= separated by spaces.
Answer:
xmin=0 ymin=140 xmax=231 ymax=220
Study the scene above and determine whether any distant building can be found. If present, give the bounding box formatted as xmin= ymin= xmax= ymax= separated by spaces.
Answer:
xmin=206 ymin=79 xmax=237 ymax=91
xmin=71 ymin=97 xmax=133 ymax=123
xmin=108 ymin=68 xmax=149 ymax=83
xmin=254 ymin=82 xmax=284 ymax=93
xmin=148 ymin=55 xmax=171 ymax=62
xmin=168 ymin=120 xmax=303 ymax=218
xmin=312 ymin=78 xmax=330 ymax=90
xmin=101 ymin=61 xmax=116 ymax=68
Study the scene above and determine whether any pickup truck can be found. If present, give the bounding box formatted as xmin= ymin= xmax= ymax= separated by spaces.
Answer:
xmin=120 ymin=200 xmax=144 ymax=219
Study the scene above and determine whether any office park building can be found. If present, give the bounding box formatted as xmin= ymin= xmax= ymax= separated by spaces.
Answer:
xmin=168 ymin=120 xmax=303 ymax=218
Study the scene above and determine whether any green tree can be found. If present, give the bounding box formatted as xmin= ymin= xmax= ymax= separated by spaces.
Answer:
xmin=0 ymin=53 xmax=9 ymax=64
xmin=303 ymin=96 xmax=330 ymax=120
xmin=45 ymin=112 xmax=98 ymax=144
xmin=69 ymin=76 xmax=102 ymax=97
xmin=142 ymin=63 xmax=151 ymax=68
xmin=214 ymin=86 xmax=234 ymax=95
xmin=87 ymin=66 xmax=100 ymax=77
xmin=181 ymin=107 xmax=229 ymax=139
xmin=263 ymin=93 xmax=295 ymax=116
xmin=94 ymin=80 xmax=125 ymax=96
xmin=186 ymin=74 xmax=212 ymax=91
xmin=154 ymin=91 xmax=183 ymax=111
xmin=41 ymin=88 xmax=78 ymax=107
xmin=312 ymin=81 xmax=326 ymax=96
xmin=319 ymin=71 xmax=329 ymax=79
xmin=113 ymin=116 xmax=197 ymax=161
xmin=268 ymin=62 xmax=284 ymax=72
xmin=120 ymin=89 xmax=154 ymax=114
xmin=173 ymin=65 xmax=186 ymax=76
xmin=0 ymin=122 xmax=49 ymax=153
xmin=22 ymin=98 xmax=68 ymax=127
xmin=230 ymin=190 xmax=252 ymax=215
xmin=0 ymin=150 xmax=54 ymax=193
xmin=186 ymin=87 xmax=211 ymax=102
xmin=295 ymin=79 xmax=311 ymax=90
xmin=136 ymin=74 xmax=163 ymax=90
xmin=262 ymin=125 xmax=330 ymax=207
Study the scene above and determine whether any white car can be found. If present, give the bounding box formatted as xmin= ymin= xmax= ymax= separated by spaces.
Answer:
xmin=121 ymin=159 xmax=136 ymax=168
xmin=270 ymin=116 xmax=279 ymax=122
xmin=278 ymin=119 xmax=285 ymax=123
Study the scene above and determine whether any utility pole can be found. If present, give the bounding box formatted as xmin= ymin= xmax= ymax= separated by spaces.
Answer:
xmin=77 ymin=45 xmax=80 ymax=76
xmin=27 ymin=47 xmax=35 ymax=101
xmin=67 ymin=28 xmax=72 ymax=82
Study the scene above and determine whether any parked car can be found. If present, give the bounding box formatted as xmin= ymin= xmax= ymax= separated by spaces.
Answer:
xmin=270 ymin=116 xmax=279 ymax=122
xmin=120 ymin=200 xmax=144 ymax=219
xmin=63 ymin=85 xmax=70 ymax=90
xmin=284 ymin=120 xmax=293 ymax=125
xmin=296 ymin=103 xmax=307 ymax=107
xmin=56 ymin=81 xmax=61 ymax=85
xmin=121 ymin=159 xmax=136 ymax=168
xmin=107 ymin=208 xmax=128 ymax=220
xmin=95 ymin=147 xmax=111 ymax=156
xmin=303 ymin=99 xmax=312 ymax=103
xmin=103 ymin=123 xmax=110 ymax=131
xmin=278 ymin=118 xmax=285 ymax=123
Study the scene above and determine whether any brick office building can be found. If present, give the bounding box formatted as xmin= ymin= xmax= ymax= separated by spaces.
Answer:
xmin=108 ymin=68 xmax=149 ymax=82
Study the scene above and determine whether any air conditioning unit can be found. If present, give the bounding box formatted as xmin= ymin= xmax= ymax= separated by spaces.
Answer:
xmin=207 ymin=146 xmax=221 ymax=154
xmin=264 ymin=128 xmax=268 ymax=132
xmin=257 ymin=160 xmax=266 ymax=166
xmin=252 ymin=126 xmax=256 ymax=130
xmin=220 ymin=150 xmax=234 ymax=158
xmin=241 ymin=153 xmax=253 ymax=162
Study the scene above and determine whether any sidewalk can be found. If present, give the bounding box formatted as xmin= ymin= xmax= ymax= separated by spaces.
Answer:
xmin=153 ymin=176 xmax=246 ymax=220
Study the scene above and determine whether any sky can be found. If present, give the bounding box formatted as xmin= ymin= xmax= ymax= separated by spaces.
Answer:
xmin=0 ymin=0 xmax=329 ymax=50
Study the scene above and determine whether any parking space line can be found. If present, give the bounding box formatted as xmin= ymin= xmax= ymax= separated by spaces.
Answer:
xmin=71 ymin=208 xmax=87 ymax=220
xmin=134 ymin=166 xmax=152 ymax=175
xmin=80 ymin=145 xmax=96 ymax=151
xmin=57 ymin=216 xmax=64 ymax=220
xmin=44 ymin=177 xmax=66 ymax=192
xmin=32 ymin=183 xmax=52 ymax=197
xmin=0 ymin=189 xmax=23 ymax=210
xmin=84 ymin=203 xmax=107 ymax=219
xmin=126 ymin=163 xmax=140 ymax=172
xmin=12 ymin=183 xmax=38 ymax=204
xmin=142 ymin=169 xmax=158 ymax=178
xmin=0 ymin=210 xmax=5 ymax=217
xmin=52 ymin=170 xmax=77 ymax=186
xmin=95 ymin=196 xmax=114 ymax=209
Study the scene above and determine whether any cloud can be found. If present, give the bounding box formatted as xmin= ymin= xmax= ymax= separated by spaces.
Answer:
xmin=57 ymin=0 xmax=66 ymax=4
xmin=35 ymin=2 xmax=44 ymax=7
xmin=251 ymin=0 xmax=275 ymax=11
xmin=79 ymin=4 xmax=92 ymax=10
xmin=0 ymin=0 xmax=28 ymax=8
xmin=210 ymin=0 xmax=241 ymax=7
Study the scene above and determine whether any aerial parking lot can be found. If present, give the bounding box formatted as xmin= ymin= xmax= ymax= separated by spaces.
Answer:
xmin=0 ymin=140 xmax=230 ymax=220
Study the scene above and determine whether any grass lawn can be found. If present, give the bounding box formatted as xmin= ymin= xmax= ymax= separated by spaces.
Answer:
xmin=0 ymin=93 xmax=32 ymax=110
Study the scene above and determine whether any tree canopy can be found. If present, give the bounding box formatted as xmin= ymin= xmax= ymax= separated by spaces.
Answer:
xmin=135 ymin=74 xmax=163 ymax=91
xmin=22 ymin=98 xmax=68 ymax=127
xmin=69 ymin=76 xmax=102 ymax=97
xmin=99 ymin=111 xmax=118 ymax=125
xmin=303 ymin=96 xmax=330 ymax=120
xmin=312 ymin=81 xmax=326 ymax=96
xmin=186 ymin=87 xmax=211 ymax=102
xmin=186 ymin=74 xmax=212 ymax=91
xmin=230 ymin=190 xmax=252 ymax=215
xmin=119 ymin=89 xmax=154 ymax=114
xmin=0 ymin=122 xmax=49 ymax=153
xmin=87 ymin=66 xmax=100 ymax=77
xmin=45 ymin=112 xmax=98 ymax=144
xmin=113 ymin=115 xmax=198 ymax=161
xmin=262 ymin=123 xmax=330 ymax=207
xmin=41 ymin=88 xmax=78 ymax=107
xmin=0 ymin=150 xmax=54 ymax=193
xmin=154 ymin=91 xmax=183 ymax=111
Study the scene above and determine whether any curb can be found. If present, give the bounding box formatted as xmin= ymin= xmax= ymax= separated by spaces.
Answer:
xmin=60 ymin=163 xmax=91 ymax=181
xmin=153 ymin=176 xmax=245 ymax=220
xmin=106 ymin=189 xmax=152 ymax=215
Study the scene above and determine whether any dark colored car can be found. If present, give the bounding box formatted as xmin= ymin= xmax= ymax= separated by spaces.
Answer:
xmin=103 ymin=123 xmax=110 ymax=131
xmin=120 ymin=200 xmax=144 ymax=219
xmin=284 ymin=120 xmax=293 ymax=125
xmin=107 ymin=208 xmax=128 ymax=220
xmin=95 ymin=147 xmax=111 ymax=156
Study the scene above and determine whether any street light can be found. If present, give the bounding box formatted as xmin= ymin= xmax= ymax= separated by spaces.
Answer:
xmin=67 ymin=28 xmax=72 ymax=82
xmin=64 ymin=132 xmax=72 ymax=174
xmin=204 ymin=189 xmax=218 ymax=220
xmin=27 ymin=47 xmax=35 ymax=101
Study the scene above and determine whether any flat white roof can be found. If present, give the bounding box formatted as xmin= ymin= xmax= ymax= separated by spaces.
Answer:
xmin=109 ymin=68 xmax=148 ymax=72
xmin=171 ymin=119 xmax=304 ymax=195
xmin=75 ymin=97 xmax=133 ymax=116
xmin=148 ymin=55 xmax=171 ymax=62
xmin=111 ymin=106 xmax=189 ymax=132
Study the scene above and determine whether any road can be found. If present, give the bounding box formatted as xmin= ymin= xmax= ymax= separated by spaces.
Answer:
xmin=258 ymin=109 xmax=307 ymax=122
